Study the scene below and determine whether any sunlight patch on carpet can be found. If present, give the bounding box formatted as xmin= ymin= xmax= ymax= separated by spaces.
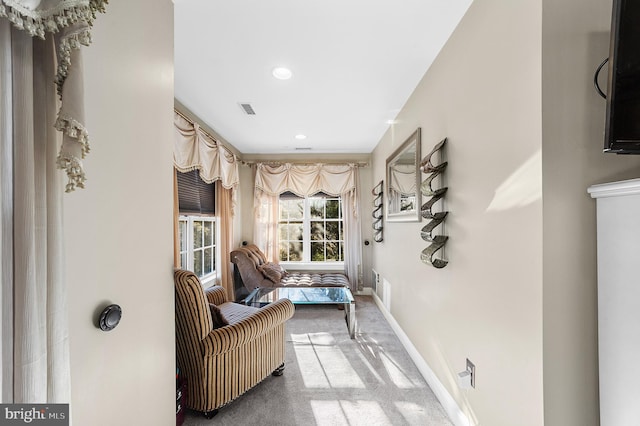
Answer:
xmin=395 ymin=401 xmax=432 ymax=424
xmin=380 ymin=352 xmax=425 ymax=389
xmin=355 ymin=350 xmax=385 ymax=384
xmin=292 ymin=332 xmax=366 ymax=389
xmin=311 ymin=400 xmax=392 ymax=426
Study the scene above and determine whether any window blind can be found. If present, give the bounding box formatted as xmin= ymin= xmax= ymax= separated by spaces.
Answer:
xmin=176 ymin=170 xmax=215 ymax=215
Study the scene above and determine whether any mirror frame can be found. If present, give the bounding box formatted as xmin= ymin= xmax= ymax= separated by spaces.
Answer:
xmin=385 ymin=128 xmax=421 ymax=222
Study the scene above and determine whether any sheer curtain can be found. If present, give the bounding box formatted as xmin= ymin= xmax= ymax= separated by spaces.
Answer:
xmin=253 ymin=163 xmax=363 ymax=291
xmin=253 ymin=189 xmax=279 ymax=262
xmin=342 ymin=180 xmax=363 ymax=292
xmin=1 ymin=20 xmax=69 ymax=404
xmin=1 ymin=0 xmax=105 ymax=405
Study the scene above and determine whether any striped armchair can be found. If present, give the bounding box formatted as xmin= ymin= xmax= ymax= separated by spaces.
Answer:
xmin=174 ymin=269 xmax=295 ymax=417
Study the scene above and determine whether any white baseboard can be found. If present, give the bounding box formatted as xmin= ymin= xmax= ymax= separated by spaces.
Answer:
xmin=355 ymin=287 xmax=373 ymax=296
xmin=371 ymin=292 xmax=470 ymax=426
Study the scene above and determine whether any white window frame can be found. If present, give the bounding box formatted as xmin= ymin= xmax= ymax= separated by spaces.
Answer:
xmin=278 ymin=195 xmax=344 ymax=271
xmin=179 ymin=215 xmax=218 ymax=285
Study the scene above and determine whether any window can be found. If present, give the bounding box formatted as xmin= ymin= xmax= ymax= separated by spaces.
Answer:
xmin=179 ymin=216 xmax=216 ymax=279
xmin=176 ymin=170 xmax=217 ymax=281
xmin=278 ymin=193 xmax=344 ymax=263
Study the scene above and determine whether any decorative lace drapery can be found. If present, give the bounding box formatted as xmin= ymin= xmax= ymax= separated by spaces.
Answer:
xmin=0 ymin=0 xmax=107 ymax=192
xmin=173 ymin=111 xmax=240 ymax=192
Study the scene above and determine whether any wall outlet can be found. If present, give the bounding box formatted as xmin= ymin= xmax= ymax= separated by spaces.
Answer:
xmin=466 ymin=358 xmax=476 ymax=388
xmin=457 ymin=370 xmax=472 ymax=389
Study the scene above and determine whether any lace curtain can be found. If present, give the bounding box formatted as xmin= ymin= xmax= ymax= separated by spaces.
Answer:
xmin=253 ymin=163 xmax=362 ymax=291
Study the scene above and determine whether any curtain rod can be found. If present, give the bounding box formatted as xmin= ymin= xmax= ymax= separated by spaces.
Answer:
xmin=241 ymin=160 xmax=369 ymax=167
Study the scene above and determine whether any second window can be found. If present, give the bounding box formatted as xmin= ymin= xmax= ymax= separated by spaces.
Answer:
xmin=278 ymin=192 xmax=344 ymax=264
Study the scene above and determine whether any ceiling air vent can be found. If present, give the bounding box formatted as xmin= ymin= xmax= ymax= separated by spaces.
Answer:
xmin=295 ymin=147 xmax=312 ymax=151
xmin=239 ymin=103 xmax=256 ymax=115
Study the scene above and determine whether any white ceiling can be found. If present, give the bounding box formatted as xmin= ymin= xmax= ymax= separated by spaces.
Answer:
xmin=174 ymin=0 xmax=473 ymax=155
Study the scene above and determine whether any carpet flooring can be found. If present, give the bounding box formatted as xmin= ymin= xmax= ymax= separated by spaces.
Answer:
xmin=182 ymin=296 xmax=452 ymax=426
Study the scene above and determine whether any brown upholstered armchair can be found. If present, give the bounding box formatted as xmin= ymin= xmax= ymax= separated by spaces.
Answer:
xmin=174 ymin=269 xmax=295 ymax=418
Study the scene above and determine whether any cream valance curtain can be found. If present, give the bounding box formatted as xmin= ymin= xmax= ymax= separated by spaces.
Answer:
xmin=173 ymin=111 xmax=239 ymax=191
xmin=254 ymin=162 xmax=358 ymax=207
xmin=389 ymin=164 xmax=417 ymax=196
xmin=1 ymin=0 xmax=107 ymax=192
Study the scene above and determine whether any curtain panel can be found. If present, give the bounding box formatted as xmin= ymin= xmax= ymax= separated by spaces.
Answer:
xmin=173 ymin=111 xmax=239 ymax=193
xmin=253 ymin=189 xmax=279 ymax=263
xmin=1 ymin=20 xmax=70 ymax=405
xmin=216 ymin=181 xmax=235 ymax=299
xmin=253 ymin=163 xmax=362 ymax=291
xmin=1 ymin=0 xmax=105 ymax=407
xmin=1 ymin=0 xmax=107 ymax=192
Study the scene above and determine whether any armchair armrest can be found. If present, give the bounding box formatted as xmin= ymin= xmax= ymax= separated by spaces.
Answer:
xmin=204 ymin=285 xmax=228 ymax=305
xmin=201 ymin=298 xmax=295 ymax=356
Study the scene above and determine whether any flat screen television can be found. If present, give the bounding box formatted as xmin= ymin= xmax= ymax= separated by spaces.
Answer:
xmin=604 ymin=0 xmax=640 ymax=154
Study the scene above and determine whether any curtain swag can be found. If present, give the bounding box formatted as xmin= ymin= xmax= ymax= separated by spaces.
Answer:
xmin=254 ymin=162 xmax=358 ymax=210
xmin=173 ymin=111 xmax=240 ymax=192
xmin=0 ymin=0 xmax=108 ymax=192
xmin=389 ymin=163 xmax=417 ymax=196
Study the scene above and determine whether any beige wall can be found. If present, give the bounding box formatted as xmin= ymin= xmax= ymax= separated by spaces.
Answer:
xmin=371 ymin=0 xmax=544 ymax=425
xmin=541 ymin=0 xmax=640 ymax=424
xmin=370 ymin=0 xmax=640 ymax=424
xmin=63 ymin=1 xmax=176 ymax=425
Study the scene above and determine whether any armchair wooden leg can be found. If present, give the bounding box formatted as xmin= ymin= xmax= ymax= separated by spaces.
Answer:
xmin=203 ymin=409 xmax=219 ymax=419
xmin=272 ymin=363 xmax=285 ymax=376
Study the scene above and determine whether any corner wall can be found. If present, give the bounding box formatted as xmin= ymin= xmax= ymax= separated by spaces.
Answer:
xmin=63 ymin=1 xmax=176 ymax=424
xmin=371 ymin=1 xmax=544 ymax=424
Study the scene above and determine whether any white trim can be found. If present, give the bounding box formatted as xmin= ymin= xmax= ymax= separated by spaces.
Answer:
xmin=371 ymin=292 xmax=470 ymax=426
xmin=279 ymin=194 xmax=345 ymax=262
xmin=355 ymin=287 xmax=373 ymax=296
xmin=200 ymin=274 xmax=217 ymax=288
xmin=178 ymin=215 xmax=217 ymax=279
xmin=588 ymin=178 xmax=640 ymax=199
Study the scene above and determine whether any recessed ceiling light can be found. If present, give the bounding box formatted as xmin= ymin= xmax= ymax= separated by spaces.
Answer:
xmin=272 ymin=67 xmax=293 ymax=80
xmin=386 ymin=119 xmax=397 ymax=125
xmin=295 ymin=134 xmax=307 ymax=140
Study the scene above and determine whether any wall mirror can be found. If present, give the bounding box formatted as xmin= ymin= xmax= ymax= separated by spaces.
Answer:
xmin=386 ymin=128 xmax=421 ymax=222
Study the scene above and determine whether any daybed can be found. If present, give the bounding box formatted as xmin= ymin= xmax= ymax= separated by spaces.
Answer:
xmin=174 ymin=269 xmax=295 ymax=417
xmin=230 ymin=244 xmax=349 ymax=300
